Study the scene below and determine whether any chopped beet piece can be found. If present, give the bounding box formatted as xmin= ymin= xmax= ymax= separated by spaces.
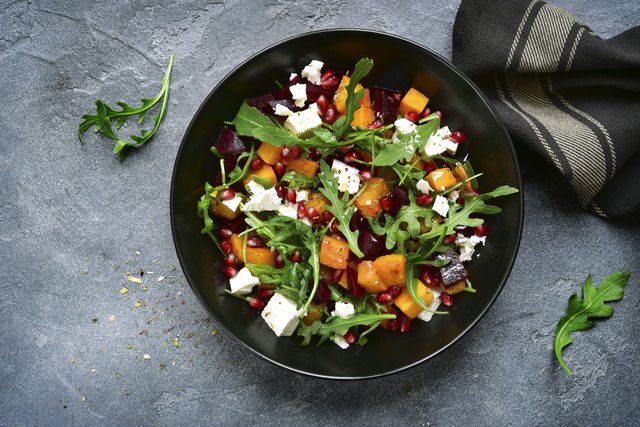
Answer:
xmin=305 ymin=83 xmax=336 ymax=103
xmin=358 ymin=230 xmax=387 ymax=260
xmin=247 ymin=92 xmax=276 ymax=114
xmin=346 ymin=264 xmax=365 ymax=297
xmin=371 ymin=86 xmax=403 ymax=124
xmin=273 ymin=74 xmax=302 ymax=100
xmin=268 ymin=99 xmax=295 ymax=112
xmin=437 ymin=250 xmax=469 ymax=287
xmin=215 ymin=127 xmax=245 ymax=156
xmin=388 ymin=186 xmax=410 ymax=215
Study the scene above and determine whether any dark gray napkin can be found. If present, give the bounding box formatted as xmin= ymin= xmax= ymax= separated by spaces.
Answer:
xmin=453 ymin=0 xmax=640 ymax=217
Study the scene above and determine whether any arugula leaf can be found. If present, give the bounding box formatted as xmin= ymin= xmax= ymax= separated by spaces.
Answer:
xmin=78 ymin=53 xmax=174 ymax=159
xmin=232 ymin=103 xmax=301 ymax=146
xmin=317 ymin=160 xmax=364 ymax=258
xmin=280 ymin=170 xmax=318 ymax=189
xmin=297 ymin=313 xmax=395 ymax=346
xmin=332 ymin=58 xmax=374 ymax=139
xmin=372 ymin=143 xmax=414 ymax=166
xmin=246 ymin=174 xmax=274 ymax=189
xmin=554 ymin=272 xmax=631 ymax=375
xmin=414 ymin=115 xmax=440 ymax=151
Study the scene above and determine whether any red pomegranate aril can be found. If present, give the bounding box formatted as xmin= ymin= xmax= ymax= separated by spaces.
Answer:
xmin=474 ymin=223 xmax=488 ymax=237
xmin=247 ymin=236 xmax=264 ymax=248
xmin=286 ymin=188 xmax=297 ymax=204
xmin=324 ymin=107 xmax=337 ymax=124
xmin=250 ymin=158 xmax=263 ymax=170
xmin=309 ymin=147 xmax=320 ymax=160
xmin=380 ymin=196 xmax=392 ymax=211
xmin=387 ymin=319 xmax=400 ymax=332
xmin=307 ymin=206 xmax=320 ymax=222
xmin=297 ymin=202 xmax=307 ymax=218
xmin=444 ymin=234 xmax=457 ymax=245
xmin=220 ymin=239 xmax=232 ymax=254
xmin=424 ymin=162 xmax=437 ymax=174
xmin=400 ymin=317 xmax=412 ymax=333
xmin=344 ymin=330 xmax=357 ymax=345
xmin=368 ymin=120 xmax=383 ymax=129
xmin=224 ymin=253 xmax=237 ymax=267
xmin=219 ymin=188 xmax=235 ymax=201
xmin=322 ymin=210 xmax=333 ymax=222
xmin=440 ymin=292 xmax=454 ymax=307
xmin=258 ymin=289 xmax=274 ymax=299
xmin=247 ymin=297 xmax=265 ymax=311
xmin=449 ymin=130 xmax=467 ymax=143
xmin=275 ymin=185 xmax=285 ymax=198
xmin=388 ymin=286 xmax=402 ymax=298
xmin=290 ymin=250 xmax=301 ymax=263
xmin=332 ymin=269 xmax=344 ymax=283
xmin=316 ymin=95 xmax=329 ymax=114
xmin=223 ymin=266 xmax=237 ymax=278
xmin=359 ymin=169 xmax=372 ymax=181
xmin=436 ymin=110 xmax=443 ymax=121
xmin=218 ymin=227 xmax=233 ymax=239
xmin=416 ymin=194 xmax=433 ymax=206
xmin=420 ymin=107 xmax=432 ymax=118
xmin=376 ymin=292 xmax=392 ymax=304
xmin=404 ymin=111 xmax=419 ymax=123
xmin=274 ymin=253 xmax=285 ymax=268
xmin=344 ymin=151 xmax=361 ymax=164
xmin=289 ymin=145 xmax=302 ymax=159
xmin=330 ymin=221 xmax=340 ymax=235
xmin=321 ymin=75 xmax=339 ymax=90
xmin=274 ymin=161 xmax=286 ymax=177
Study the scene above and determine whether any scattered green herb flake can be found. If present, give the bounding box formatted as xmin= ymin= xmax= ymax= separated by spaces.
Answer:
xmin=211 ymin=329 xmax=218 ymax=336
xmin=134 ymin=300 xmax=142 ymax=308
xmin=69 ymin=358 xmax=76 ymax=365
xmin=185 ymin=333 xmax=193 ymax=339
xmin=157 ymin=276 xmax=165 ymax=282
xmin=91 ymin=318 xmax=98 ymax=323
xmin=127 ymin=275 xmax=143 ymax=284
xmin=120 ymin=287 xmax=129 ymax=295
xmin=135 ymin=251 xmax=141 ymax=256
xmin=159 ymin=363 xmax=166 ymax=370
xmin=81 ymin=396 xmax=87 ymax=402
xmin=115 ymin=372 xmax=121 ymax=379
xmin=142 ymin=286 xmax=149 ymax=292
xmin=109 ymin=315 xmax=117 ymax=321
xmin=127 ymin=343 xmax=134 ymax=350
xmin=172 ymin=337 xmax=182 ymax=348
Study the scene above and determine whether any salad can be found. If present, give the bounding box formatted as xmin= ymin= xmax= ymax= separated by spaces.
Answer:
xmin=198 ymin=58 xmax=518 ymax=349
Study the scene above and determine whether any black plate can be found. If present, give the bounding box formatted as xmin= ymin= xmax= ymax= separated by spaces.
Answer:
xmin=171 ymin=29 xmax=523 ymax=379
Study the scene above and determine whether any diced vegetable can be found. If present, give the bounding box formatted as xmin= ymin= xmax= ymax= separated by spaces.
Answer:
xmin=438 ymin=250 xmax=469 ymax=287
xmin=395 ymin=280 xmax=434 ymax=318
xmin=373 ymin=254 xmax=406 ymax=286
xmin=440 ymin=280 xmax=467 ymax=295
xmin=453 ymin=162 xmax=472 ymax=191
xmin=257 ymin=142 xmax=283 ymax=165
xmin=305 ymin=192 xmax=330 ymax=216
xmin=286 ymin=158 xmax=319 ymax=178
xmin=334 ymin=76 xmax=364 ymax=114
xmin=351 ymin=106 xmax=375 ymax=128
xmin=426 ymin=167 xmax=457 ymax=192
xmin=357 ymin=261 xmax=387 ymax=293
xmin=209 ymin=191 xmax=241 ymax=220
xmin=243 ymin=164 xmax=278 ymax=186
xmin=230 ymin=233 xmax=276 ymax=266
xmin=397 ymin=87 xmax=429 ymax=116
xmin=380 ymin=305 xmax=399 ymax=329
xmin=319 ymin=235 xmax=351 ymax=270
xmin=302 ymin=303 xmax=324 ymax=325
xmin=354 ymin=177 xmax=390 ymax=218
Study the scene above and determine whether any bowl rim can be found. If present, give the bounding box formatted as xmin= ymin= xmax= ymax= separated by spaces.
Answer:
xmin=170 ymin=28 xmax=525 ymax=380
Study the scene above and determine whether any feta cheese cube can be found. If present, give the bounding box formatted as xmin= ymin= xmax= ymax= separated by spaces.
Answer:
xmin=278 ymin=202 xmax=298 ymax=219
xmin=433 ymin=195 xmax=449 ymax=217
xmin=455 ymin=234 xmax=486 ymax=262
xmin=295 ymin=190 xmax=309 ymax=202
xmin=301 ymin=59 xmax=323 ymax=85
xmin=444 ymin=138 xmax=459 ymax=154
xmin=416 ymin=179 xmax=433 ymax=195
xmin=417 ymin=288 xmax=442 ymax=322
xmin=436 ymin=126 xmax=451 ymax=139
xmin=284 ymin=105 xmax=322 ymax=138
xmin=394 ymin=118 xmax=417 ymax=134
xmin=274 ymin=104 xmax=294 ymax=117
xmin=229 ymin=267 xmax=260 ymax=295
xmin=331 ymin=301 xmax=355 ymax=319
xmin=289 ymin=83 xmax=307 ymax=108
xmin=424 ymin=133 xmax=447 ymax=156
xmin=221 ymin=195 xmax=242 ymax=212
xmin=289 ymin=72 xmax=298 ymax=81
xmin=332 ymin=334 xmax=350 ymax=349
xmin=261 ymin=293 xmax=301 ymax=337
xmin=331 ymin=159 xmax=361 ymax=194
xmin=243 ymin=182 xmax=282 ymax=212
xmin=448 ymin=190 xmax=460 ymax=203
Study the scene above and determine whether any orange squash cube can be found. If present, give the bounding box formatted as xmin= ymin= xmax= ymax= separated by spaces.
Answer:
xmin=306 ymin=192 xmax=330 ymax=216
xmin=397 ymin=87 xmax=429 ymax=116
xmin=453 ymin=163 xmax=473 ymax=191
xmin=357 ymin=261 xmax=387 ymax=293
xmin=426 ymin=167 xmax=457 ymax=192
xmin=351 ymin=106 xmax=375 ymax=128
xmin=319 ymin=235 xmax=350 ymax=270
xmin=334 ymin=76 xmax=364 ymax=114
xmin=358 ymin=88 xmax=372 ymax=108
xmin=286 ymin=158 xmax=319 ymax=178
xmin=257 ymin=142 xmax=283 ymax=165
xmin=229 ymin=233 xmax=276 ymax=266
xmin=354 ymin=177 xmax=390 ymax=218
xmin=336 ymin=269 xmax=349 ymax=289
xmin=395 ymin=280 xmax=434 ymax=318
xmin=302 ymin=303 xmax=324 ymax=325
xmin=243 ymin=164 xmax=278 ymax=187
xmin=373 ymin=254 xmax=406 ymax=286
xmin=209 ymin=191 xmax=241 ymax=220
xmin=439 ymin=279 xmax=467 ymax=295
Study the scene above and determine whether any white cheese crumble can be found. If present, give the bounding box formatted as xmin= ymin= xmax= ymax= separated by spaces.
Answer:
xmin=261 ymin=293 xmax=301 ymax=337
xmin=394 ymin=118 xmax=417 ymax=134
xmin=455 ymin=234 xmax=486 ymax=262
xmin=448 ymin=190 xmax=460 ymax=203
xmin=221 ymin=195 xmax=242 ymax=212
xmin=296 ymin=190 xmax=309 ymax=202
xmin=433 ymin=195 xmax=449 ymax=217
xmin=424 ymin=125 xmax=454 ymax=156
xmin=284 ymin=103 xmax=322 ymax=137
xmin=416 ymin=179 xmax=433 ymax=195
xmin=444 ymin=138 xmax=459 ymax=154
xmin=417 ymin=288 xmax=442 ymax=322
xmin=229 ymin=267 xmax=260 ymax=295
xmin=289 ymin=72 xmax=298 ymax=81
xmin=332 ymin=334 xmax=350 ymax=349
xmin=299 ymin=217 xmax=312 ymax=227
xmin=243 ymin=181 xmax=282 ymax=212
xmin=274 ymin=104 xmax=294 ymax=117
xmin=277 ymin=202 xmax=298 ymax=219
xmin=301 ymin=59 xmax=323 ymax=85
xmin=289 ymin=83 xmax=307 ymax=108
xmin=331 ymin=301 xmax=355 ymax=319
xmin=331 ymin=159 xmax=361 ymax=194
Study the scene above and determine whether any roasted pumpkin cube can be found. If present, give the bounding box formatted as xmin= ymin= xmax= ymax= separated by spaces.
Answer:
xmin=351 ymin=105 xmax=375 ymax=128
xmin=306 ymin=192 xmax=330 ymax=216
xmin=397 ymin=87 xmax=429 ymax=116
xmin=453 ymin=163 xmax=473 ymax=191
xmin=357 ymin=261 xmax=387 ymax=293
xmin=334 ymin=76 xmax=364 ymax=114
xmin=257 ymin=142 xmax=283 ymax=165
xmin=229 ymin=233 xmax=276 ymax=266
xmin=395 ymin=280 xmax=434 ymax=318
xmin=243 ymin=164 xmax=278 ymax=187
xmin=358 ymin=88 xmax=372 ymax=108
xmin=209 ymin=191 xmax=240 ymax=220
xmin=302 ymin=303 xmax=324 ymax=325
xmin=319 ymin=235 xmax=350 ymax=270
xmin=426 ymin=167 xmax=457 ymax=192
xmin=354 ymin=177 xmax=390 ymax=219
xmin=439 ymin=280 xmax=467 ymax=295
xmin=286 ymin=158 xmax=319 ymax=178
xmin=373 ymin=254 xmax=406 ymax=286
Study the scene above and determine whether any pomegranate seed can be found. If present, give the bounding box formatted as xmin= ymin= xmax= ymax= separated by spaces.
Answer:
xmin=388 ymin=286 xmax=402 ymax=297
xmin=321 ymin=75 xmax=339 ymax=90
xmin=368 ymin=120 xmax=382 ymax=129
xmin=404 ymin=111 xmax=419 ymax=122
xmin=218 ymin=227 xmax=233 ymax=239
xmin=444 ymin=234 xmax=457 ymax=245
xmin=316 ymin=95 xmax=329 ymax=114
xmin=223 ymin=266 xmax=237 ymax=278
xmin=290 ymin=250 xmax=301 ymax=263
xmin=449 ymin=130 xmax=467 ymax=143
xmin=286 ymin=188 xmax=297 ymax=204
xmin=416 ymin=194 xmax=433 ymax=206
xmin=380 ymin=196 xmax=392 ymax=211
xmin=297 ymin=202 xmax=307 ymax=218
xmin=247 ymin=297 xmax=265 ymax=311
xmin=324 ymin=107 xmax=337 ymax=124
xmin=420 ymin=107 xmax=432 ymax=118
xmin=321 ymin=211 xmax=333 ymax=222
xmin=309 ymin=147 xmax=320 ymax=160
xmin=306 ymin=206 xmax=320 ymax=222
xmin=274 ymin=253 xmax=285 ymax=268
xmin=440 ymin=292 xmax=454 ymax=307
xmin=387 ymin=319 xmax=400 ymax=332
xmin=274 ymin=161 xmax=286 ymax=177
xmin=359 ymin=169 xmax=372 ymax=181
xmin=224 ymin=253 xmax=237 ymax=267
xmin=424 ymin=162 xmax=437 ymax=173
xmin=376 ymin=292 xmax=392 ymax=304
xmin=219 ymin=189 xmax=235 ymax=200
xmin=344 ymin=330 xmax=357 ymax=345
xmin=220 ymin=239 xmax=232 ymax=254
xmin=330 ymin=222 xmax=340 ymax=235
xmin=344 ymin=151 xmax=361 ymax=164
xmin=320 ymin=69 xmax=335 ymax=81
xmin=250 ymin=158 xmax=263 ymax=170
xmin=331 ymin=269 xmax=344 ymax=283
xmin=436 ymin=110 xmax=443 ymax=121
xmin=275 ymin=185 xmax=285 ymax=198
xmin=247 ymin=237 xmax=264 ymax=248
xmin=474 ymin=223 xmax=487 ymax=237
xmin=400 ymin=317 xmax=412 ymax=333
xmin=258 ymin=289 xmax=274 ymax=299
xmin=289 ymin=145 xmax=302 ymax=159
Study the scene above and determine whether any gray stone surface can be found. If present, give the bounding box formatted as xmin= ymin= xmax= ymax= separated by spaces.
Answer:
xmin=1 ymin=0 xmax=639 ymax=425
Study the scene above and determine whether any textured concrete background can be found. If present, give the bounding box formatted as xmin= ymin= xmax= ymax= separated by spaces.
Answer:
xmin=1 ymin=0 xmax=639 ymax=425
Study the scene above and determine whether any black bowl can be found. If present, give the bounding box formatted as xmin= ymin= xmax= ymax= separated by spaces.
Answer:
xmin=171 ymin=29 xmax=523 ymax=379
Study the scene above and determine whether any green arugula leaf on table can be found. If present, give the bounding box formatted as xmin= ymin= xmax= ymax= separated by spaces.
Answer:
xmin=332 ymin=58 xmax=374 ymax=139
xmin=554 ymin=272 xmax=631 ymax=375
xmin=297 ymin=313 xmax=395 ymax=346
xmin=78 ymin=53 xmax=174 ymax=159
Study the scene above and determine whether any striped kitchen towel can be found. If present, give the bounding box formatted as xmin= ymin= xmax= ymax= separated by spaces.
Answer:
xmin=452 ymin=0 xmax=640 ymax=217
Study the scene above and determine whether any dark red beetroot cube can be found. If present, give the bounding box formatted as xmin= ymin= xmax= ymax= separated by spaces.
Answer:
xmin=273 ymin=74 xmax=302 ymax=100
xmin=437 ymin=250 xmax=469 ymax=288
xmin=247 ymin=92 xmax=276 ymax=115
xmin=349 ymin=210 xmax=370 ymax=233
xmin=268 ymin=99 xmax=296 ymax=112
xmin=306 ymin=83 xmax=337 ymax=103
xmin=215 ymin=127 xmax=246 ymax=156
xmin=371 ymin=86 xmax=403 ymax=124
xmin=220 ymin=214 xmax=247 ymax=233
xmin=346 ymin=264 xmax=365 ymax=297
xmin=358 ymin=230 xmax=388 ymax=260
xmin=388 ymin=186 xmax=410 ymax=215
